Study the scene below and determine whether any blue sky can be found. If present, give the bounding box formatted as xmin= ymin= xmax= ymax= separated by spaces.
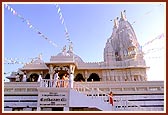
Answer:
xmin=3 ymin=2 xmax=166 ymax=81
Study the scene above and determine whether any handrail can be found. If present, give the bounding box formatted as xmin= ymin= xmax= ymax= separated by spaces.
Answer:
xmin=74 ymin=82 xmax=142 ymax=111
xmin=75 ymin=82 xmax=112 ymax=103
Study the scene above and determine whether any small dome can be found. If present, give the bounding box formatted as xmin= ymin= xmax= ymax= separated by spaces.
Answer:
xmin=67 ymin=50 xmax=84 ymax=62
xmin=57 ymin=52 xmax=70 ymax=56
xmin=74 ymin=54 xmax=84 ymax=62
xmin=57 ymin=53 xmax=63 ymax=56
xmin=21 ymin=59 xmax=49 ymax=70
xmin=33 ymin=59 xmax=45 ymax=64
xmin=56 ymin=50 xmax=84 ymax=63
xmin=56 ymin=44 xmax=84 ymax=63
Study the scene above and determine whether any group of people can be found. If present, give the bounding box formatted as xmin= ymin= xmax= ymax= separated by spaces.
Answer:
xmin=14 ymin=71 xmax=74 ymax=89
xmin=15 ymin=73 xmax=27 ymax=82
xmin=53 ymin=71 xmax=74 ymax=88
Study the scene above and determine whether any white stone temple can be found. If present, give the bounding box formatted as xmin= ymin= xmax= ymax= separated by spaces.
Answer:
xmin=4 ymin=11 xmax=164 ymax=112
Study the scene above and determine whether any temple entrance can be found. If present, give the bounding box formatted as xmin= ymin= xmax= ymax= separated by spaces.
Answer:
xmin=45 ymin=74 xmax=50 ymax=79
xmin=57 ymin=70 xmax=69 ymax=79
xmin=53 ymin=66 xmax=70 ymax=79
xmin=74 ymin=73 xmax=85 ymax=82
xmin=28 ymin=73 xmax=39 ymax=82
xmin=87 ymin=73 xmax=100 ymax=81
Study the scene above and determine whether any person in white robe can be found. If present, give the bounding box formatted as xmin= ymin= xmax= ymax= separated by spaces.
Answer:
xmin=69 ymin=73 xmax=74 ymax=88
xmin=15 ymin=73 xmax=20 ymax=82
xmin=53 ymin=71 xmax=60 ymax=87
xmin=38 ymin=74 xmax=42 ymax=82
xmin=22 ymin=73 xmax=27 ymax=82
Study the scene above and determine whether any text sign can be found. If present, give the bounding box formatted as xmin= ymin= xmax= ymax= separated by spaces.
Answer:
xmin=39 ymin=92 xmax=69 ymax=107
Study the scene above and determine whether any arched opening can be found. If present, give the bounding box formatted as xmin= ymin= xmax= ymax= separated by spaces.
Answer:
xmin=45 ymin=74 xmax=50 ymax=79
xmin=57 ymin=70 xmax=69 ymax=79
xmin=74 ymin=73 xmax=85 ymax=82
xmin=115 ymin=51 xmax=122 ymax=61
xmin=44 ymin=73 xmax=51 ymax=87
xmin=28 ymin=73 xmax=39 ymax=82
xmin=87 ymin=73 xmax=100 ymax=82
xmin=53 ymin=66 xmax=69 ymax=79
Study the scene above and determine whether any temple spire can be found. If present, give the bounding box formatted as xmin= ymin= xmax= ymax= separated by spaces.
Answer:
xmin=121 ymin=10 xmax=127 ymax=21
xmin=38 ymin=53 xmax=42 ymax=60
xmin=114 ymin=17 xmax=119 ymax=28
xmin=62 ymin=45 xmax=67 ymax=56
xmin=69 ymin=42 xmax=73 ymax=53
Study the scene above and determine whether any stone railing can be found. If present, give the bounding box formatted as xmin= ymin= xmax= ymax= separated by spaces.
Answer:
xmin=4 ymin=82 xmax=40 ymax=88
xmin=4 ymin=80 xmax=164 ymax=95
xmin=77 ymin=59 xmax=147 ymax=69
xmin=77 ymin=62 xmax=101 ymax=69
xmin=73 ymin=82 xmax=144 ymax=111
xmin=73 ymin=81 xmax=164 ymax=95
xmin=73 ymin=81 xmax=164 ymax=111
xmin=4 ymin=82 xmax=40 ymax=95
xmin=4 ymin=80 xmax=164 ymax=111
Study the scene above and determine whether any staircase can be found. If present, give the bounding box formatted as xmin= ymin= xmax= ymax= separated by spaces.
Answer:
xmin=74 ymin=82 xmax=142 ymax=111
xmin=71 ymin=86 xmax=113 ymax=111
xmin=39 ymin=79 xmax=142 ymax=111
xmin=39 ymin=79 xmax=115 ymax=111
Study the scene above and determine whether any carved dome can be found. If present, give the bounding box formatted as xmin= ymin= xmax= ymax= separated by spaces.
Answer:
xmin=56 ymin=50 xmax=84 ymax=63
xmin=73 ymin=54 xmax=84 ymax=63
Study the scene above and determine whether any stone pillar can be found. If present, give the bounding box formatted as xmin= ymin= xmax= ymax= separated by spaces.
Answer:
xmin=49 ymin=65 xmax=54 ymax=79
xmin=118 ymin=75 xmax=120 ymax=81
xmin=120 ymin=71 xmax=123 ymax=81
xmin=70 ymin=73 xmax=74 ymax=88
xmin=140 ymin=75 xmax=143 ymax=81
xmin=69 ymin=64 xmax=75 ymax=88
xmin=123 ymin=74 xmax=126 ymax=81
xmin=120 ymin=76 xmax=123 ymax=81
xmin=140 ymin=75 xmax=144 ymax=81
xmin=84 ymin=70 xmax=88 ymax=82
xmin=70 ymin=64 xmax=75 ymax=74
xmin=117 ymin=76 xmax=119 ymax=81
xmin=131 ymin=75 xmax=134 ymax=81
xmin=127 ymin=74 xmax=130 ymax=81
xmin=49 ymin=65 xmax=54 ymax=87
xmin=137 ymin=75 xmax=141 ymax=81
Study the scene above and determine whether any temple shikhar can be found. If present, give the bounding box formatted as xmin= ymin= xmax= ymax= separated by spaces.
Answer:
xmin=4 ymin=11 xmax=164 ymax=111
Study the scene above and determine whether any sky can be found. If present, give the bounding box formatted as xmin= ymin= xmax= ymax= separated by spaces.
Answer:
xmin=3 ymin=2 xmax=166 ymax=82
